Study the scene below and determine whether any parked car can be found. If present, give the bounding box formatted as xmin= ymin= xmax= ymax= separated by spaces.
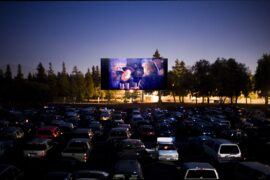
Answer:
xmin=61 ymin=138 xmax=92 ymax=163
xmin=0 ymin=140 xmax=14 ymax=158
xmin=233 ymin=161 xmax=270 ymax=180
xmin=156 ymin=137 xmax=179 ymax=161
xmin=177 ymin=162 xmax=219 ymax=179
xmin=203 ymin=138 xmax=242 ymax=163
xmin=1 ymin=127 xmax=24 ymax=140
xmin=117 ymin=139 xmax=148 ymax=160
xmin=113 ymin=160 xmax=144 ymax=180
xmin=0 ymin=164 xmax=24 ymax=180
xmin=36 ymin=126 xmax=62 ymax=140
xmin=44 ymin=171 xmax=72 ymax=180
xmin=23 ymin=138 xmax=55 ymax=159
xmin=72 ymin=170 xmax=109 ymax=180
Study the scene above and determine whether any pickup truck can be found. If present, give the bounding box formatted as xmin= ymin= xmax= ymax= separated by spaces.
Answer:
xmin=61 ymin=138 xmax=92 ymax=163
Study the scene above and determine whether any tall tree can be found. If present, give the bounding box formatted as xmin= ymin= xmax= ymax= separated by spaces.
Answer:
xmin=153 ymin=49 xmax=161 ymax=58
xmin=171 ymin=59 xmax=192 ymax=103
xmin=85 ymin=68 xmax=94 ymax=101
xmin=255 ymin=54 xmax=270 ymax=105
xmin=211 ymin=58 xmax=251 ymax=104
xmin=152 ymin=49 xmax=163 ymax=102
xmin=47 ymin=62 xmax=58 ymax=99
xmin=4 ymin=64 xmax=12 ymax=80
xmin=36 ymin=62 xmax=47 ymax=83
xmin=15 ymin=64 xmax=24 ymax=80
xmin=70 ymin=66 xmax=86 ymax=101
xmin=192 ymin=60 xmax=213 ymax=104
xmin=58 ymin=62 xmax=70 ymax=101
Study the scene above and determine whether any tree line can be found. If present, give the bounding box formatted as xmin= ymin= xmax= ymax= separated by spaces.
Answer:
xmin=0 ymin=52 xmax=269 ymax=105
xmin=167 ymin=53 xmax=270 ymax=105
xmin=0 ymin=62 xmax=102 ymax=104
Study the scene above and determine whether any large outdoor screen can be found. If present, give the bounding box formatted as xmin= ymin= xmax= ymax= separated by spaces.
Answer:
xmin=101 ymin=58 xmax=168 ymax=90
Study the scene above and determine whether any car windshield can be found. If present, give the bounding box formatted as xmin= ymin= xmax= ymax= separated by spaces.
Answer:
xmin=69 ymin=142 xmax=88 ymax=150
xmin=220 ymin=145 xmax=239 ymax=154
xmin=186 ymin=170 xmax=217 ymax=179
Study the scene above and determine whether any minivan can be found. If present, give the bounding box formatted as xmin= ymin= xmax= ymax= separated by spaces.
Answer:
xmin=203 ymin=138 xmax=242 ymax=163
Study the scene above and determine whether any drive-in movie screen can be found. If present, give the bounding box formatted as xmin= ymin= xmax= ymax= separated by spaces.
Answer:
xmin=101 ymin=58 xmax=168 ymax=90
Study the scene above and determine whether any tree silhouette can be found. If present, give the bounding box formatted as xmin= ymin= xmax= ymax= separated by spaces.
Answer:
xmin=171 ymin=59 xmax=191 ymax=103
xmin=15 ymin=64 xmax=24 ymax=80
xmin=192 ymin=59 xmax=213 ymax=104
xmin=36 ymin=62 xmax=47 ymax=83
xmin=5 ymin=64 xmax=12 ymax=81
xmin=255 ymin=54 xmax=270 ymax=105
xmin=85 ymin=68 xmax=94 ymax=101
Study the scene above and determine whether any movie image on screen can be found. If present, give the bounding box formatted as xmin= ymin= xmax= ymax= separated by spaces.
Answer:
xmin=101 ymin=58 xmax=167 ymax=90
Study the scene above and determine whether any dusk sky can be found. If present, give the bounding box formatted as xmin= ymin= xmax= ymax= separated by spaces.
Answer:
xmin=0 ymin=1 xmax=270 ymax=74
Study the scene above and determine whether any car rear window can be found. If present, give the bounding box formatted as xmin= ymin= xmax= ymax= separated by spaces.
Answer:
xmin=25 ymin=144 xmax=47 ymax=150
xmin=220 ymin=145 xmax=239 ymax=154
xmin=186 ymin=170 xmax=217 ymax=179
xmin=158 ymin=144 xmax=176 ymax=150
xmin=37 ymin=130 xmax=52 ymax=136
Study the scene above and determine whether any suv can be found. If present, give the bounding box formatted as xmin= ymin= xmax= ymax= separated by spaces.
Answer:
xmin=178 ymin=162 xmax=219 ymax=180
xmin=203 ymin=138 xmax=242 ymax=163
xmin=23 ymin=138 xmax=54 ymax=159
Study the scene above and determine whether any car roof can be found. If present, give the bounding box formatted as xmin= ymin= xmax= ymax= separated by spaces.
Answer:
xmin=182 ymin=162 xmax=215 ymax=169
xmin=37 ymin=126 xmax=58 ymax=131
xmin=27 ymin=138 xmax=50 ymax=144
xmin=73 ymin=170 xmax=109 ymax=176
xmin=238 ymin=162 xmax=270 ymax=174
xmin=115 ymin=160 xmax=141 ymax=172
xmin=73 ymin=128 xmax=91 ymax=133
xmin=212 ymin=138 xmax=235 ymax=144
xmin=69 ymin=138 xmax=90 ymax=143
xmin=0 ymin=164 xmax=16 ymax=174
xmin=111 ymin=127 xmax=128 ymax=131
xmin=122 ymin=139 xmax=142 ymax=143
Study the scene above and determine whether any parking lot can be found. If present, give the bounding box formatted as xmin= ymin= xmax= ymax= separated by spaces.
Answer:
xmin=0 ymin=104 xmax=270 ymax=179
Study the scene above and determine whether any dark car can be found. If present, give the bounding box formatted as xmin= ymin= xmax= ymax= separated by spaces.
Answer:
xmin=44 ymin=171 xmax=72 ymax=180
xmin=114 ymin=160 xmax=144 ymax=180
xmin=72 ymin=170 xmax=109 ymax=180
xmin=137 ymin=125 xmax=155 ymax=139
xmin=0 ymin=164 xmax=24 ymax=180
xmin=117 ymin=139 xmax=149 ymax=160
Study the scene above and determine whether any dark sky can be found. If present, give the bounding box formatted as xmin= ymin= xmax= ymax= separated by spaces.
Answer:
xmin=0 ymin=1 xmax=270 ymax=74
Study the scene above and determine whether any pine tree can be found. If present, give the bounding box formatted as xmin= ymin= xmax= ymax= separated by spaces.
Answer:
xmin=5 ymin=64 xmax=12 ymax=80
xmin=85 ymin=68 xmax=94 ymax=100
xmin=15 ymin=64 xmax=24 ymax=80
xmin=36 ymin=62 xmax=47 ymax=83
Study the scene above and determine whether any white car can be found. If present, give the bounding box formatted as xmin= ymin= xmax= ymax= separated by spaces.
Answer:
xmin=156 ymin=137 xmax=179 ymax=161
xmin=23 ymin=138 xmax=54 ymax=159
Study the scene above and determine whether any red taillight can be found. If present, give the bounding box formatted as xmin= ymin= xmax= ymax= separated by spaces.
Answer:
xmin=41 ymin=150 xmax=46 ymax=157
xmin=83 ymin=153 xmax=87 ymax=160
